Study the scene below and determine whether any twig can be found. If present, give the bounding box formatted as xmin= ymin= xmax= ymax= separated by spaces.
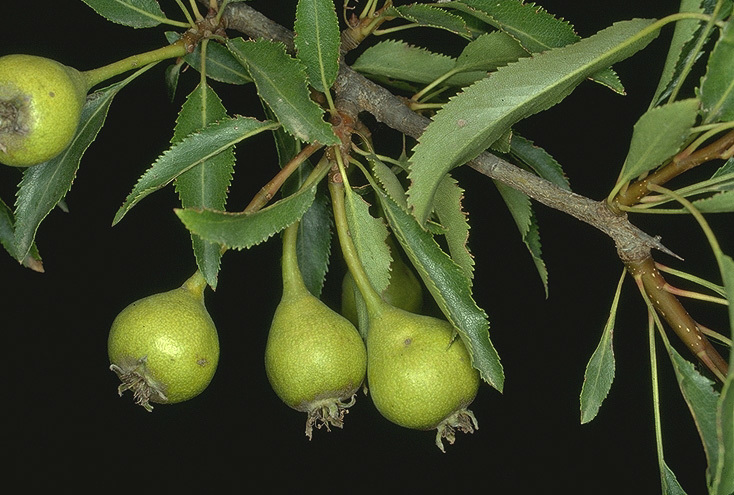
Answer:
xmin=205 ymin=0 xmax=729 ymax=380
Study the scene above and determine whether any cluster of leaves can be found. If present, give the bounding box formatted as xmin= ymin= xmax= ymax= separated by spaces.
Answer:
xmin=0 ymin=0 xmax=733 ymax=493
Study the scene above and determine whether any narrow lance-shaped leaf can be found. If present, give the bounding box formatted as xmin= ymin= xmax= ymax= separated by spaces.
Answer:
xmin=13 ymin=75 xmax=138 ymax=262
xmin=294 ymin=0 xmax=341 ymax=93
xmin=0 ymin=197 xmax=14 ymax=259
xmin=493 ymin=181 xmax=548 ymax=295
xmin=612 ymin=98 xmax=700 ymax=196
xmin=453 ymin=31 xmax=528 ymax=73
xmin=384 ymin=4 xmax=473 ymax=39
xmin=665 ymin=346 xmax=721 ymax=484
xmin=344 ymin=187 xmax=392 ymax=296
xmin=271 ymin=110 xmax=333 ymax=299
xmin=700 ymin=18 xmax=734 ymax=123
xmin=165 ymin=32 xmax=252 ymax=85
xmin=173 ymin=83 xmax=234 ymax=289
xmin=80 ymin=0 xmax=167 ymax=28
xmin=175 ymin=161 xmax=330 ymax=250
xmin=377 ymin=190 xmax=504 ymax=391
xmin=433 ymin=175 xmax=474 ymax=282
xmin=693 ymin=190 xmax=734 ymax=213
xmin=509 ymin=134 xmax=570 ymax=191
xmin=227 ymin=38 xmax=338 ymax=145
xmin=650 ymin=0 xmax=708 ymax=105
xmin=713 ymin=367 xmax=734 ymax=495
xmin=351 ymin=40 xmax=485 ymax=88
xmin=711 ymin=254 xmax=734 ymax=495
xmin=661 ymin=463 xmax=688 ymax=495
xmin=113 ymin=116 xmax=279 ymax=225
xmin=447 ymin=0 xmax=624 ymax=92
xmin=408 ymin=19 xmax=659 ymax=224
xmin=580 ymin=271 xmax=625 ymax=424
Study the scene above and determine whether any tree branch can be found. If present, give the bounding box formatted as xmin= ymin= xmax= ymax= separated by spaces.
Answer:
xmin=207 ymin=0 xmax=729 ymax=380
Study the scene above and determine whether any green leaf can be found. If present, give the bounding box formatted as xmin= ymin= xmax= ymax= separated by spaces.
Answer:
xmin=712 ymin=369 xmax=734 ymax=495
xmin=227 ymin=38 xmax=338 ymax=145
xmin=447 ymin=0 xmax=625 ymax=93
xmin=580 ymin=271 xmax=624 ymax=424
xmin=344 ymin=187 xmax=392 ymax=296
xmin=113 ymin=116 xmax=278 ymax=225
xmin=0 ymin=197 xmax=18 ymax=260
xmin=509 ymin=134 xmax=570 ymax=191
xmin=700 ymin=18 xmax=734 ymax=123
xmin=661 ymin=462 xmax=688 ymax=495
xmin=351 ymin=40 xmax=485 ymax=87
xmin=453 ymin=31 xmax=528 ymax=73
xmin=408 ymin=19 xmax=659 ymax=224
xmin=172 ymin=83 xmax=234 ymax=290
xmin=613 ymin=98 xmax=700 ymax=194
xmin=175 ymin=163 xmax=329 ymax=249
xmin=693 ymin=190 xmax=734 ymax=213
xmin=294 ymin=0 xmax=341 ymax=93
xmin=493 ymin=181 xmax=548 ymax=295
xmin=270 ymin=114 xmax=333 ymax=299
xmin=667 ymin=347 xmax=721 ymax=481
xmin=80 ymin=0 xmax=167 ymax=28
xmin=377 ymin=190 xmax=504 ymax=391
xmin=13 ymin=77 xmax=134 ymax=261
xmin=433 ymin=175 xmax=474 ymax=282
xmin=296 ymin=191 xmax=332 ymax=298
xmin=385 ymin=4 xmax=473 ymax=39
xmin=165 ymin=32 xmax=252 ymax=85
xmin=367 ymin=154 xmax=409 ymax=208
xmin=651 ymin=0 xmax=708 ymax=105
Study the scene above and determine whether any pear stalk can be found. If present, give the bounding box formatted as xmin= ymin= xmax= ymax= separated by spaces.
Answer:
xmin=82 ymin=40 xmax=188 ymax=90
xmin=328 ymin=176 xmax=386 ymax=316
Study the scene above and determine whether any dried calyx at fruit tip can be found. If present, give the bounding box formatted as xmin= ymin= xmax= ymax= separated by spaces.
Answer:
xmin=265 ymin=222 xmax=367 ymax=439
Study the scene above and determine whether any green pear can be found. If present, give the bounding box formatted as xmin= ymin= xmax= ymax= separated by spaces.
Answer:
xmin=366 ymin=302 xmax=480 ymax=451
xmin=329 ymin=179 xmax=480 ymax=451
xmin=108 ymin=271 xmax=219 ymax=411
xmin=265 ymin=223 xmax=367 ymax=439
xmin=0 ymin=54 xmax=89 ymax=167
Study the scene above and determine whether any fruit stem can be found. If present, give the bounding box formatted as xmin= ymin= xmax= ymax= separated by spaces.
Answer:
xmin=82 ymin=40 xmax=188 ymax=91
xmin=281 ymin=221 xmax=309 ymax=298
xmin=182 ymin=269 xmax=208 ymax=299
xmin=328 ymin=171 xmax=387 ymax=317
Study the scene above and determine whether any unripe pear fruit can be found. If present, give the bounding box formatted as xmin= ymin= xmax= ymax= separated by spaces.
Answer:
xmin=329 ymin=180 xmax=479 ymax=451
xmin=0 ymin=54 xmax=89 ymax=167
xmin=341 ymin=248 xmax=423 ymax=327
xmin=265 ymin=223 xmax=367 ymax=439
xmin=366 ymin=303 xmax=480 ymax=451
xmin=108 ymin=271 xmax=219 ymax=411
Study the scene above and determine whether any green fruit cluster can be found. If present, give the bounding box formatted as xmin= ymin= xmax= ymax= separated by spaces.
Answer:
xmin=108 ymin=271 xmax=219 ymax=411
xmin=0 ymin=54 xmax=88 ymax=167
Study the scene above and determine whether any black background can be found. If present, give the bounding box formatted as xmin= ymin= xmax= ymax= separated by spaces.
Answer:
xmin=5 ymin=1 xmax=731 ymax=492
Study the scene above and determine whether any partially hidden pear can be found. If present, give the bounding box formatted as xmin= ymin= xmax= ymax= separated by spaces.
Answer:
xmin=265 ymin=222 xmax=367 ymax=439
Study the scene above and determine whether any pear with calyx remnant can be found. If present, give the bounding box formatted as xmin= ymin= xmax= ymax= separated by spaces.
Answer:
xmin=265 ymin=222 xmax=367 ymax=439
xmin=0 ymin=54 xmax=89 ymax=167
xmin=365 ymin=300 xmax=480 ymax=452
xmin=330 ymin=182 xmax=479 ymax=452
